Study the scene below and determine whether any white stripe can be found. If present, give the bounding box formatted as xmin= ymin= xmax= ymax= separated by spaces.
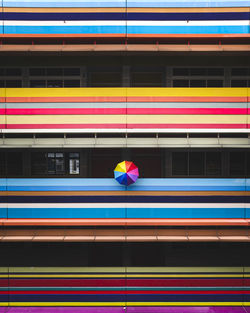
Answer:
xmin=2 ymin=20 xmax=249 ymax=27
xmin=0 ymin=203 xmax=247 ymax=209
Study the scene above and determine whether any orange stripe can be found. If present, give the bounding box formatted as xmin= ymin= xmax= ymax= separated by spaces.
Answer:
xmin=1 ymin=218 xmax=249 ymax=226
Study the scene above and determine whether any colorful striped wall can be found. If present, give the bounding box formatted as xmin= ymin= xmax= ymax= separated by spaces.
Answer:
xmin=0 ymin=267 xmax=250 ymax=310
xmin=1 ymin=88 xmax=250 ymax=132
xmin=1 ymin=178 xmax=250 ymax=226
xmin=1 ymin=1 xmax=250 ymax=38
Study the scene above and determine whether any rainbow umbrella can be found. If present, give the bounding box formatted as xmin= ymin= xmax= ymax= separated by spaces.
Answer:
xmin=114 ymin=161 xmax=139 ymax=186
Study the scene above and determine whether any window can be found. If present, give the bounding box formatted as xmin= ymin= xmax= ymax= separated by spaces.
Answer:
xmin=6 ymin=151 xmax=23 ymax=176
xmin=89 ymin=72 xmax=122 ymax=87
xmin=0 ymin=151 xmax=5 ymax=177
xmin=48 ymin=153 xmax=65 ymax=175
xmin=131 ymin=72 xmax=164 ymax=87
xmin=189 ymin=152 xmax=204 ymax=175
xmin=206 ymin=152 xmax=221 ymax=176
xmin=229 ymin=152 xmax=245 ymax=176
xmin=69 ymin=153 xmax=80 ymax=175
xmin=172 ymin=152 xmax=188 ymax=176
xmin=31 ymin=152 xmax=47 ymax=175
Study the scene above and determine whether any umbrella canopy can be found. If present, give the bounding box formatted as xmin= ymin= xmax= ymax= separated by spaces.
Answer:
xmin=114 ymin=161 xmax=139 ymax=186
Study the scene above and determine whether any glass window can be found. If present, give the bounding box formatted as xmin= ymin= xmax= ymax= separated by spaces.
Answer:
xmin=207 ymin=80 xmax=223 ymax=87
xmin=206 ymin=152 xmax=221 ymax=176
xmin=190 ymin=68 xmax=207 ymax=76
xmin=63 ymin=68 xmax=80 ymax=76
xmin=90 ymin=72 xmax=122 ymax=87
xmin=48 ymin=153 xmax=65 ymax=175
xmin=6 ymin=151 xmax=23 ymax=176
xmin=0 ymin=151 xmax=5 ymax=177
xmin=0 ymin=80 xmax=4 ymax=87
xmin=173 ymin=80 xmax=189 ymax=87
xmin=64 ymin=80 xmax=80 ymax=87
xmin=5 ymin=80 xmax=22 ymax=87
xmin=29 ymin=68 xmax=46 ymax=76
xmin=172 ymin=152 xmax=188 ymax=176
xmin=31 ymin=152 xmax=47 ymax=175
xmin=189 ymin=152 xmax=204 ymax=175
xmin=69 ymin=153 xmax=80 ymax=175
xmin=229 ymin=152 xmax=245 ymax=176
xmin=173 ymin=68 xmax=189 ymax=76
xmin=231 ymin=68 xmax=249 ymax=76
xmin=47 ymin=68 xmax=63 ymax=76
xmin=131 ymin=72 xmax=164 ymax=87
xmin=207 ymin=68 xmax=224 ymax=76
xmin=47 ymin=80 xmax=63 ymax=88
xmin=231 ymin=80 xmax=248 ymax=87
xmin=5 ymin=68 xmax=22 ymax=76
xmin=190 ymin=80 xmax=206 ymax=87
xmin=30 ymin=80 xmax=46 ymax=88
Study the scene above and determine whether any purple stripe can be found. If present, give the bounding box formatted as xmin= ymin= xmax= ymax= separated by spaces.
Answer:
xmin=1 ymin=308 xmax=248 ymax=313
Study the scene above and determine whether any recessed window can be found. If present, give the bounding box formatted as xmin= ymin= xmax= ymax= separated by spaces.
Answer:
xmin=7 ymin=152 xmax=23 ymax=176
xmin=5 ymin=68 xmax=22 ymax=76
xmin=30 ymin=80 xmax=46 ymax=88
xmin=231 ymin=80 xmax=249 ymax=87
xmin=207 ymin=80 xmax=223 ymax=87
xmin=29 ymin=68 xmax=46 ymax=76
xmin=173 ymin=68 xmax=189 ymax=76
xmin=47 ymin=68 xmax=63 ymax=76
xmin=69 ymin=153 xmax=80 ymax=175
xmin=189 ymin=152 xmax=204 ymax=175
xmin=131 ymin=72 xmax=164 ymax=87
xmin=63 ymin=68 xmax=80 ymax=76
xmin=48 ymin=153 xmax=65 ymax=175
xmin=190 ymin=80 xmax=206 ymax=87
xmin=206 ymin=152 xmax=221 ymax=176
xmin=47 ymin=80 xmax=63 ymax=88
xmin=231 ymin=68 xmax=249 ymax=76
xmin=64 ymin=80 xmax=80 ymax=87
xmin=173 ymin=80 xmax=189 ymax=87
xmin=172 ymin=152 xmax=188 ymax=176
xmin=5 ymin=80 xmax=22 ymax=87
xmin=89 ymin=72 xmax=122 ymax=87
xmin=229 ymin=152 xmax=245 ymax=176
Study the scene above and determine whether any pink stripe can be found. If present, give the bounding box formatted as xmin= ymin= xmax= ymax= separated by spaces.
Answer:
xmin=0 ymin=109 xmax=5 ymax=114
xmin=6 ymin=123 xmax=247 ymax=129
xmin=1 ymin=96 xmax=247 ymax=103
xmin=5 ymin=108 xmax=248 ymax=115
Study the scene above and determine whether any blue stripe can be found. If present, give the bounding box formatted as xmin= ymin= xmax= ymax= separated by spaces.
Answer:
xmin=127 ymin=25 xmax=250 ymax=34
xmin=0 ymin=207 xmax=7 ymax=218
xmin=3 ymin=0 xmax=250 ymax=7
xmin=2 ymin=196 xmax=248 ymax=203
xmin=3 ymin=26 xmax=126 ymax=34
xmin=3 ymin=25 xmax=249 ymax=35
xmin=8 ymin=207 xmax=245 ymax=218
xmin=1 ymin=12 xmax=249 ymax=21
xmin=6 ymin=294 xmax=246 ymax=302
xmin=1 ymin=178 xmax=247 ymax=191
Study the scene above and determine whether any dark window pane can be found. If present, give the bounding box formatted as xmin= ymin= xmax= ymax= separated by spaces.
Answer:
xmin=0 ymin=69 xmax=4 ymax=76
xmin=47 ymin=80 xmax=63 ymax=88
xmin=230 ymin=152 xmax=245 ymax=176
xmin=0 ymin=151 xmax=5 ymax=177
xmin=172 ymin=152 xmax=188 ymax=175
xmin=47 ymin=68 xmax=63 ymax=76
xmin=173 ymin=80 xmax=189 ymax=87
xmin=64 ymin=80 xmax=80 ymax=87
xmin=0 ymin=80 xmax=4 ymax=87
xmin=132 ymin=149 xmax=162 ymax=178
xmin=63 ymin=68 xmax=80 ymax=76
xmin=90 ymin=72 xmax=122 ymax=87
xmin=131 ymin=72 xmax=164 ymax=87
xmin=5 ymin=80 xmax=22 ymax=87
xmin=206 ymin=152 xmax=221 ymax=176
xmin=231 ymin=68 xmax=249 ymax=76
xmin=207 ymin=68 xmax=224 ymax=76
xmin=89 ymin=243 xmax=123 ymax=266
xmin=173 ymin=68 xmax=189 ymax=76
xmin=247 ymin=152 xmax=250 ymax=177
xmin=130 ymin=243 xmax=165 ymax=266
xmin=30 ymin=80 xmax=46 ymax=88
xmin=29 ymin=68 xmax=46 ymax=76
xmin=91 ymin=149 xmax=121 ymax=178
xmin=231 ymin=80 xmax=248 ymax=87
xmin=31 ymin=152 xmax=47 ymax=175
xmin=189 ymin=152 xmax=204 ymax=175
xmin=47 ymin=152 xmax=65 ymax=175
xmin=7 ymin=152 xmax=23 ymax=176
xmin=207 ymin=80 xmax=223 ymax=87
xmin=5 ymin=68 xmax=22 ymax=76
xmin=190 ymin=68 xmax=207 ymax=76
xmin=190 ymin=80 xmax=206 ymax=87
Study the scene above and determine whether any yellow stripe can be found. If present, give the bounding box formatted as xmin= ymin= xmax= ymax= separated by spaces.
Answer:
xmin=3 ymin=7 xmax=250 ymax=13
xmin=2 ymin=88 xmax=249 ymax=98
xmin=0 ymin=274 xmax=244 ymax=278
xmin=2 ymin=302 xmax=249 ymax=307
xmin=6 ymin=115 xmax=247 ymax=124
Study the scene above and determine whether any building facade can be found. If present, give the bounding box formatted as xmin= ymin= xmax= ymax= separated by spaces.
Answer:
xmin=0 ymin=0 xmax=250 ymax=312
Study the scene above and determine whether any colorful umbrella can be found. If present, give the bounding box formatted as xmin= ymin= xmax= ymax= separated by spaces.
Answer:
xmin=114 ymin=161 xmax=139 ymax=186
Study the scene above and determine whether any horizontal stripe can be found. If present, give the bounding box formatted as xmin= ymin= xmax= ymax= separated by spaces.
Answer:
xmin=2 ymin=97 xmax=247 ymax=103
xmin=3 ymin=25 xmax=249 ymax=34
xmin=3 ymin=108 xmax=248 ymax=115
xmin=3 ymin=20 xmax=250 ymax=26
xmin=2 ymin=102 xmax=247 ymax=109
xmin=5 ymin=123 xmax=248 ymax=129
xmin=1 ymin=218 xmax=249 ymax=226
xmin=1 ymin=12 xmax=250 ymax=21
xmin=3 ymin=7 xmax=250 ymax=13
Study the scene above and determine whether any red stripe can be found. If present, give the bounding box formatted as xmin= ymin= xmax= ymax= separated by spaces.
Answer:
xmin=1 ymin=96 xmax=246 ymax=103
xmin=5 ymin=108 xmax=247 ymax=115
xmin=1 ymin=290 xmax=249 ymax=295
xmin=2 ymin=218 xmax=249 ymax=227
xmin=7 ymin=278 xmax=249 ymax=287
xmin=6 ymin=123 xmax=246 ymax=129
